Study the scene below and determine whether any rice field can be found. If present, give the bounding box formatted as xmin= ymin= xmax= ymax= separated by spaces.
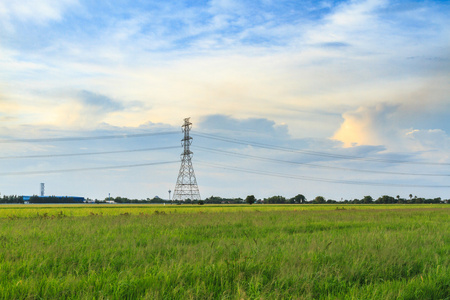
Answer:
xmin=0 ymin=203 xmax=444 ymax=218
xmin=0 ymin=204 xmax=448 ymax=299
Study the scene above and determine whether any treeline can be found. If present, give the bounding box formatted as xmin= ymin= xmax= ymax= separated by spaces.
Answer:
xmin=0 ymin=195 xmax=84 ymax=204
xmin=99 ymin=196 xmax=244 ymax=205
xmin=203 ymin=196 xmax=243 ymax=204
xmin=102 ymin=197 xmax=168 ymax=204
xmin=108 ymin=195 xmax=448 ymax=205
xmin=27 ymin=196 xmax=83 ymax=204
xmin=1 ymin=194 xmax=447 ymax=204
xmin=0 ymin=195 xmax=24 ymax=204
xmin=260 ymin=194 xmax=447 ymax=204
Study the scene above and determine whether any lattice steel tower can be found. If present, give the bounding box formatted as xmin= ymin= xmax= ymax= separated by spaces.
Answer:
xmin=173 ymin=118 xmax=201 ymax=201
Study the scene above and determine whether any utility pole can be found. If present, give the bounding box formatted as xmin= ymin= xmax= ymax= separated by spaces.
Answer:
xmin=173 ymin=118 xmax=201 ymax=201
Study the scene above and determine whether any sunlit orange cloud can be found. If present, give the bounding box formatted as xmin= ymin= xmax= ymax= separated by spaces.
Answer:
xmin=333 ymin=113 xmax=373 ymax=147
xmin=332 ymin=104 xmax=390 ymax=148
xmin=331 ymin=102 xmax=450 ymax=158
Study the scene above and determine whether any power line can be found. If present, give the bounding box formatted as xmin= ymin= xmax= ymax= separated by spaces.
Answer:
xmin=194 ymin=132 xmax=450 ymax=166
xmin=0 ymin=146 xmax=181 ymax=160
xmin=0 ymin=161 xmax=179 ymax=176
xmin=0 ymin=131 xmax=179 ymax=143
xmin=197 ymin=160 xmax=450 ymax=188
xmin=194 ymin=146 xmax=450 ymax=177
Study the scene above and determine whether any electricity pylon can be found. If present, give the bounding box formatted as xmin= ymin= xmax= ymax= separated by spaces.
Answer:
xmin=172 ymin=118 xmax=201 ymax=201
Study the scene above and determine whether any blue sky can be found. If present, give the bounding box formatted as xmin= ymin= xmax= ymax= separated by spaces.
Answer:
xmin=0 ymin=0 xmax=449 ymax=200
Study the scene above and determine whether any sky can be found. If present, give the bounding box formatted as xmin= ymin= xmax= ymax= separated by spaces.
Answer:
xmin=0 ymin=0 xmax=449 ymax=201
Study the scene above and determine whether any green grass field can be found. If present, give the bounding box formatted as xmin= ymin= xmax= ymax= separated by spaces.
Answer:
xmin=0 ymin=203 xmax=444 ymax=218
xmin=0 ymin=204 xmax=448 ymax=299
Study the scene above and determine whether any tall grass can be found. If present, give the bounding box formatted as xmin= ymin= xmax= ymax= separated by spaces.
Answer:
xmin=0 ymin=203 xmax=445 ymax=218
xmin=0 ymin=206 xmax=448 ymax=299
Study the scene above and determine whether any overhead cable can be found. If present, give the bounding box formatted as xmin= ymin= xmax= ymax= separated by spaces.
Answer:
xmin=194 ymin=132 xmax=450 ymax=166
xmin=0 ymin=131 xmax=179 ymax=143
xmin=0 ymin=146 xmax=181 ymax=160
xmin=0 ymin=161 xmax=179 ymax=176
xmin=194 ymin=146 xmax=449 ymax=177
xmin=197 ymin=160 xmax=450 ymax=188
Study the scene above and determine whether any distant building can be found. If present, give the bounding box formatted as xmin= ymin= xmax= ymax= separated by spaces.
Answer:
xmin=23 ymin=196 xmax=85 ymax=204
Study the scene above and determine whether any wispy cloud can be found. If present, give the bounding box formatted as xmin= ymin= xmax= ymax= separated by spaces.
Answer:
xmin=0 ymin=0 xmax=78 ymax=32
xmin=78 ymin=90 xmax=124 ymax=112
xmin=199 ymin=114 xmax=290 ymax=140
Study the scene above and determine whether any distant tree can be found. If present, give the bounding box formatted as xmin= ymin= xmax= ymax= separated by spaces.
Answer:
xmin=313 ymin=196 xmax=326 ymax=204
xmin=264 ymin=195 xmax=286 ymax=204
xmin=376 ymin=195 xmax=395 ymax=204
xmin=433 ymin=197 xmax=442 ymax=204
xmin=292 ymin=194 xmax=306 ymax=204
xmin=149 ymin=197 xmax=166 ymax=204
xmin=113 ymin=196 xmax=126 ymax=203
xmin=0 ymin=195 xmax=23 ymax=204
xmin=198 ymin=200 xmax=204 ymax=205
xmin=411 ymin=197 xmax=423 ymax=204
xmin=245 ymin=195 xmax=256 ymax=205
xmin=362 ymin=195 xmax=373 ymax=204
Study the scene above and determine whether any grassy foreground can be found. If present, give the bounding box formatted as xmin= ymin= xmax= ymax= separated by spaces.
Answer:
xmin=0 ymin=205 xmax=448 ymax=299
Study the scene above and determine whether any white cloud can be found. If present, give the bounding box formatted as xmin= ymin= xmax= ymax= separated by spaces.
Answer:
xmin=333 ymin=102 xmax=450 ymax=164
xmin=328 ymin=0 xmax=387 ymax=27
xmin=405 ymin=129 xmax=450 ymax=152
xmin=0 ymin=0 xmax=78 ymax=27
